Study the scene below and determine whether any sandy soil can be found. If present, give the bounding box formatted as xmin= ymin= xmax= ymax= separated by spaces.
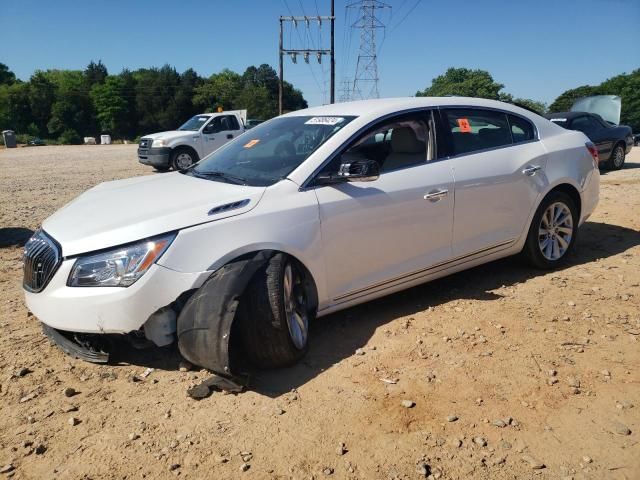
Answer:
xmin=0 ymin=144 xmax=639 ymax=480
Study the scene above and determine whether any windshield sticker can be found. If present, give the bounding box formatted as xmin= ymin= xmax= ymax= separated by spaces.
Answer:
xmin=550 ymin=118 xmax=567 ymax=122
xmin=243 ymin=139 xmax=260 ymax=149
xmin=305 ymin=117 xmax=345 ymax=125
xmin=457 ymin=118 xmax=472 ymax=133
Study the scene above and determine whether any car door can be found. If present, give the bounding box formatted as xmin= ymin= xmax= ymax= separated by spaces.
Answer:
xmin=312 ymin=110 xmax=455 ymax=302
xmin=201 ymin=115 xmax=241 ymax=157
xmin=439 ymin=108 xmax=548 ymax=257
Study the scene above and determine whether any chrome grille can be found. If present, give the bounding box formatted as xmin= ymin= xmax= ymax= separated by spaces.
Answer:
xmin=139 ymin=138 xmax=151 ymax=149
xmin=23 ymin=231 xmax=62 ymax=293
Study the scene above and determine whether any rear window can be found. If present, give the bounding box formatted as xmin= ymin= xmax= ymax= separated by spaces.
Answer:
xmin=508 ymin=114 xmax=535 ymax=143
xmin=442 ymin=108 xmax=511 ymax=155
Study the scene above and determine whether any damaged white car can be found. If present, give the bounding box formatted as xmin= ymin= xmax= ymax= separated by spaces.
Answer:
xmin=23 ymin=97 xmax=599 ymax=377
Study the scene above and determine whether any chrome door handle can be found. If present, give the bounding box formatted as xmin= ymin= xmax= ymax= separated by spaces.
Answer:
xmin=424 ymin=189 xmax=448 ymax=202
xmin=522 ymin=165 xmax=542 ymax=176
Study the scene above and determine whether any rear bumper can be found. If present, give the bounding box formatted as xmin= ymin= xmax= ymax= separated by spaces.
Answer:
xmin=138 ymin=147 xmax=171 ymax=168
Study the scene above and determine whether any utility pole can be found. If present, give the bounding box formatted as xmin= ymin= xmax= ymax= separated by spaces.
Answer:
xmin=278 ymin=2 xmax=336 ymax=115
xmin=348 ymin=0 xmax=390 ymax=100
xmin=330 ymin=0 xmax=335 ymax=104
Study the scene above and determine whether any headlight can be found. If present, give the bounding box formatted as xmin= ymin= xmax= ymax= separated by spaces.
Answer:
xmin=152 ymin=138 xmax=168 ymax=148
xmin=68 ymin=233 xmax=176 ymax=287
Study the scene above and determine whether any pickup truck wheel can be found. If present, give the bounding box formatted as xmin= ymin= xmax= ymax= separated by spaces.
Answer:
xmin=606 ymin=143 xmax=625 ymax=170
xmin=522 ymin=191 xmax=578 ymax=269
xmin=239 ymin=253 xmax=311 ymax=368
xmin=171 ymin=148 xmax=197 ymax=171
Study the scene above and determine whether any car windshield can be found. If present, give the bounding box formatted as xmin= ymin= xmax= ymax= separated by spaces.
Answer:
xmin=178 ymin=115 xmax=211 ymax=131
xmin=187 ymin=115 xmax=356 ymax=186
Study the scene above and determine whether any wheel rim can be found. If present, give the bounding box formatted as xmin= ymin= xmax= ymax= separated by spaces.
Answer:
xmin=538 ymin=202 xmax=573 ymax=261
xmin=613 ymin=146 xmax=624 ymax=168
xmin=175 ymin=152 xmax=193 ymax=170
xmin=283 ymin=262 xmax=309 ymax=350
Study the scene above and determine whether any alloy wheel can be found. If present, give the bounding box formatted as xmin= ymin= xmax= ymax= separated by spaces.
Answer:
xmin=283 ymin=262 xmax=309 ymax=350
xmin=538 ymin=202 xmax=573 ymax=261
xmin=613 ymin=146 xmax=624 ymax=168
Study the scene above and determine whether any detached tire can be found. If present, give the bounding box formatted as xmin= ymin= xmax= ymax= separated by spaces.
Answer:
xmin=523 ymin=191 xmax=579 ymax=269
xmin=171 ymin=147 xmax=197 ymax=171
xmin=606 ymin=143 xmax=625 ymax=170
xmin=240 ymin=254 xmax=312 ymax=368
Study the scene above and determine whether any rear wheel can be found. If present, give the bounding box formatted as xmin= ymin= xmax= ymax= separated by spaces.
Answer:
xmin=606 ymin=143 xmax=625 ymax=170
xmin=523 ymin=191 xmax=578 ymax=269
xmin=171 ymin=147 xmax=197 ymax=171
xmin=239 ymin=254 xmax=312 ymax=368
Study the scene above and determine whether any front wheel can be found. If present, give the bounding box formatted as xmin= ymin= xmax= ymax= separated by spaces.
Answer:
xmin=522 ymin=191 xmax=578 ymax=269
xmin=171 ymin=148 xmax=197 ymax=171
xmin=606 ymin=144 xmax=625 ymax=170
xmin=239 ymin=254 xmax=312 ymax=368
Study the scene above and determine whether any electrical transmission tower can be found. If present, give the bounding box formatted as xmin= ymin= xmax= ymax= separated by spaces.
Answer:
xmin=348 ymin=0 xmax=390 ymax=100
xmin=338 ymin=78 xmax=352 ymax=102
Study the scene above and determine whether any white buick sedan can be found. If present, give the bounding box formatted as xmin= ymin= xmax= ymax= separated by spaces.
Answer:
xmin=23 ymin=97 xmax=599 ymax=375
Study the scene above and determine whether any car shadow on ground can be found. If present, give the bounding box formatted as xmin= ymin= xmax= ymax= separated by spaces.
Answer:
xmin=106 ymin=221 xmax=640 ymax=397
xmin=599 ymin=161 xmax=640 ymax=175
xmin=0 ymin=227 xmax=34 ymax=248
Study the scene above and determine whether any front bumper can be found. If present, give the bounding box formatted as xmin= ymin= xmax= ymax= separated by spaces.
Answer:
xmin=138 ymin=147 xmax=171 ymax=168
xmin=25 ymin=259 xmax=210 ymax=334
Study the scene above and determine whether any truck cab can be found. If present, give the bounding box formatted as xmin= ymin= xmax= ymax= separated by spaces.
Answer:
xmin=138 ymin=110 xmax=247 ymax=171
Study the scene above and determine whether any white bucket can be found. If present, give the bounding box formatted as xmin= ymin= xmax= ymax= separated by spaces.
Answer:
xmin=100 ymin=135 xmax=111 ymax=145
xmin=83 ymin=137 xmax=96 ymax=145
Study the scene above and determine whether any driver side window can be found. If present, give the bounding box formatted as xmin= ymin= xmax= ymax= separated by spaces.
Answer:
xmin=331 ymin=111 xmax=432 ymax=175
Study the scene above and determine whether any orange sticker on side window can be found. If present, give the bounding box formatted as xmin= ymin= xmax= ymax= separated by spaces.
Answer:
xmin=457 ymin=118 xmax=471 ymax=133
xmin=243 ymin=139 xmax=260 ymax=148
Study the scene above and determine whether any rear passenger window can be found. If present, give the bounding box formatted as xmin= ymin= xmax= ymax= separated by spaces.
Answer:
xmin=508 ymin=115 xmax=535 ymax=143
xmin=442 ymin=109 xmax=511 ymax=155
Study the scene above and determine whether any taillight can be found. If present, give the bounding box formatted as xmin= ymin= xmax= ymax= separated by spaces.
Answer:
xmin=586 ymin=142 xmax=599 ymax=168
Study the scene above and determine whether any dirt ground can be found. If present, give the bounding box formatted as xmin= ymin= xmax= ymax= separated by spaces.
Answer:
xmin=0 ymin=144 xmax=638 ymax=480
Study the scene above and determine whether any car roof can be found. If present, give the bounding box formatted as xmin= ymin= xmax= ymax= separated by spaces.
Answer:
xmin=283 ymin=96 xmax=540 ymax=120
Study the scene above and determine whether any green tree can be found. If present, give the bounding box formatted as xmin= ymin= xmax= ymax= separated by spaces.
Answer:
xmin=547 ymin=85 xmax=601 ymax=113
xmin=512 ymin=98 xmax=547 ymax=115
xmin=194 ymin=69 xmax=242 ymax=111
xmin=0 ymin=63 xmax=16 ymax=86
xmin=46 ymin=70 xmax=95 ymax=138
xmin=0 ymin=82 xmax=32 ymax=132
xmin=27 ymin=71 xmax=56 ymax=136
xmin=416 ymin=67 xmax=505 ymax=99
xmin=84 ymin=60 xmax=108 ymax=87
xmin=90 ymin=76 xmax=129 ymax=136
xmin=599 ymin=69 xmax=640 ymax=132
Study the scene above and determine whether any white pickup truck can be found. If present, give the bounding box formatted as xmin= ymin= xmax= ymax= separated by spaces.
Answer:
xmin=138 ymin=110 xmax=247 ymax=171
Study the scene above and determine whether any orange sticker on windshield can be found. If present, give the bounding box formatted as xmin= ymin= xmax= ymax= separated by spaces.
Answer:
xmin=243 ymin=139 xmax=260 ymax=148
xmin=457 ymin=118 xmax=471 ymax=133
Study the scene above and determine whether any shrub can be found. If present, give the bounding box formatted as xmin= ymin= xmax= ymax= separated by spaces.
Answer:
xmin=58 ymin=129 xmax=82 ymax=145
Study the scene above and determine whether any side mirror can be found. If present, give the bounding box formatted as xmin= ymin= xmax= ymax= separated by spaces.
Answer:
xmin=337 ymin=158 xmax=380 ymax=182
xmin=203 ymin=124 xmax=219 ymax=134
xmin=315 ymin=158 xmax=380 ymax=186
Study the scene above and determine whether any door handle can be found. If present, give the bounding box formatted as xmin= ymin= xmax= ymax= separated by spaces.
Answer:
xmin=226 ymin=134 xmax=233 ymax=139
xmin=522 ymin=165 xmax=542 ymax=176
xmin=424 ymin=189 xmax=448 ymax=202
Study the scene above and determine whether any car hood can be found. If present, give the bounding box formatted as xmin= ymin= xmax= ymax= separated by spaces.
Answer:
xmin=571 ymin=95 xmax=621 ymax=125
xmin=141 ymin=130 xmax=198 ymax=141
xmin=43 ymin=172 xmax=265 ymax=256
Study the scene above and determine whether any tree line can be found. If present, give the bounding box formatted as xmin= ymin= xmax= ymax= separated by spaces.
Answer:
xmin=1 ymin=62 xmax=637 ymax=145
xmin=0 ymin=61 xmax=307 ymax=144
xmin=416 ymin=67 xmax=639 ymax=132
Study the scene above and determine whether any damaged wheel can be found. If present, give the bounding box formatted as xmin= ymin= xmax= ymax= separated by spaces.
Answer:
xmin=240 ymin=253 xmax=312 ymax=368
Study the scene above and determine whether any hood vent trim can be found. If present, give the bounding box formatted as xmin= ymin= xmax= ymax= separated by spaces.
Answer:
xmin=207 ymin=199 xmax=251 ymax=216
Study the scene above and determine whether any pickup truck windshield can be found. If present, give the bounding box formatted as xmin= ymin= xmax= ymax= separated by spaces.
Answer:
xmin=188 ymin=115 xmax=356 ymax=186
xmin=179 ymin=115 xmax=211 ymax=131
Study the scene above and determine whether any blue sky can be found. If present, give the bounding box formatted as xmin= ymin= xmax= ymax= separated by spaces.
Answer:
xmin=1 ymin=0 xmax=638 ymax=107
